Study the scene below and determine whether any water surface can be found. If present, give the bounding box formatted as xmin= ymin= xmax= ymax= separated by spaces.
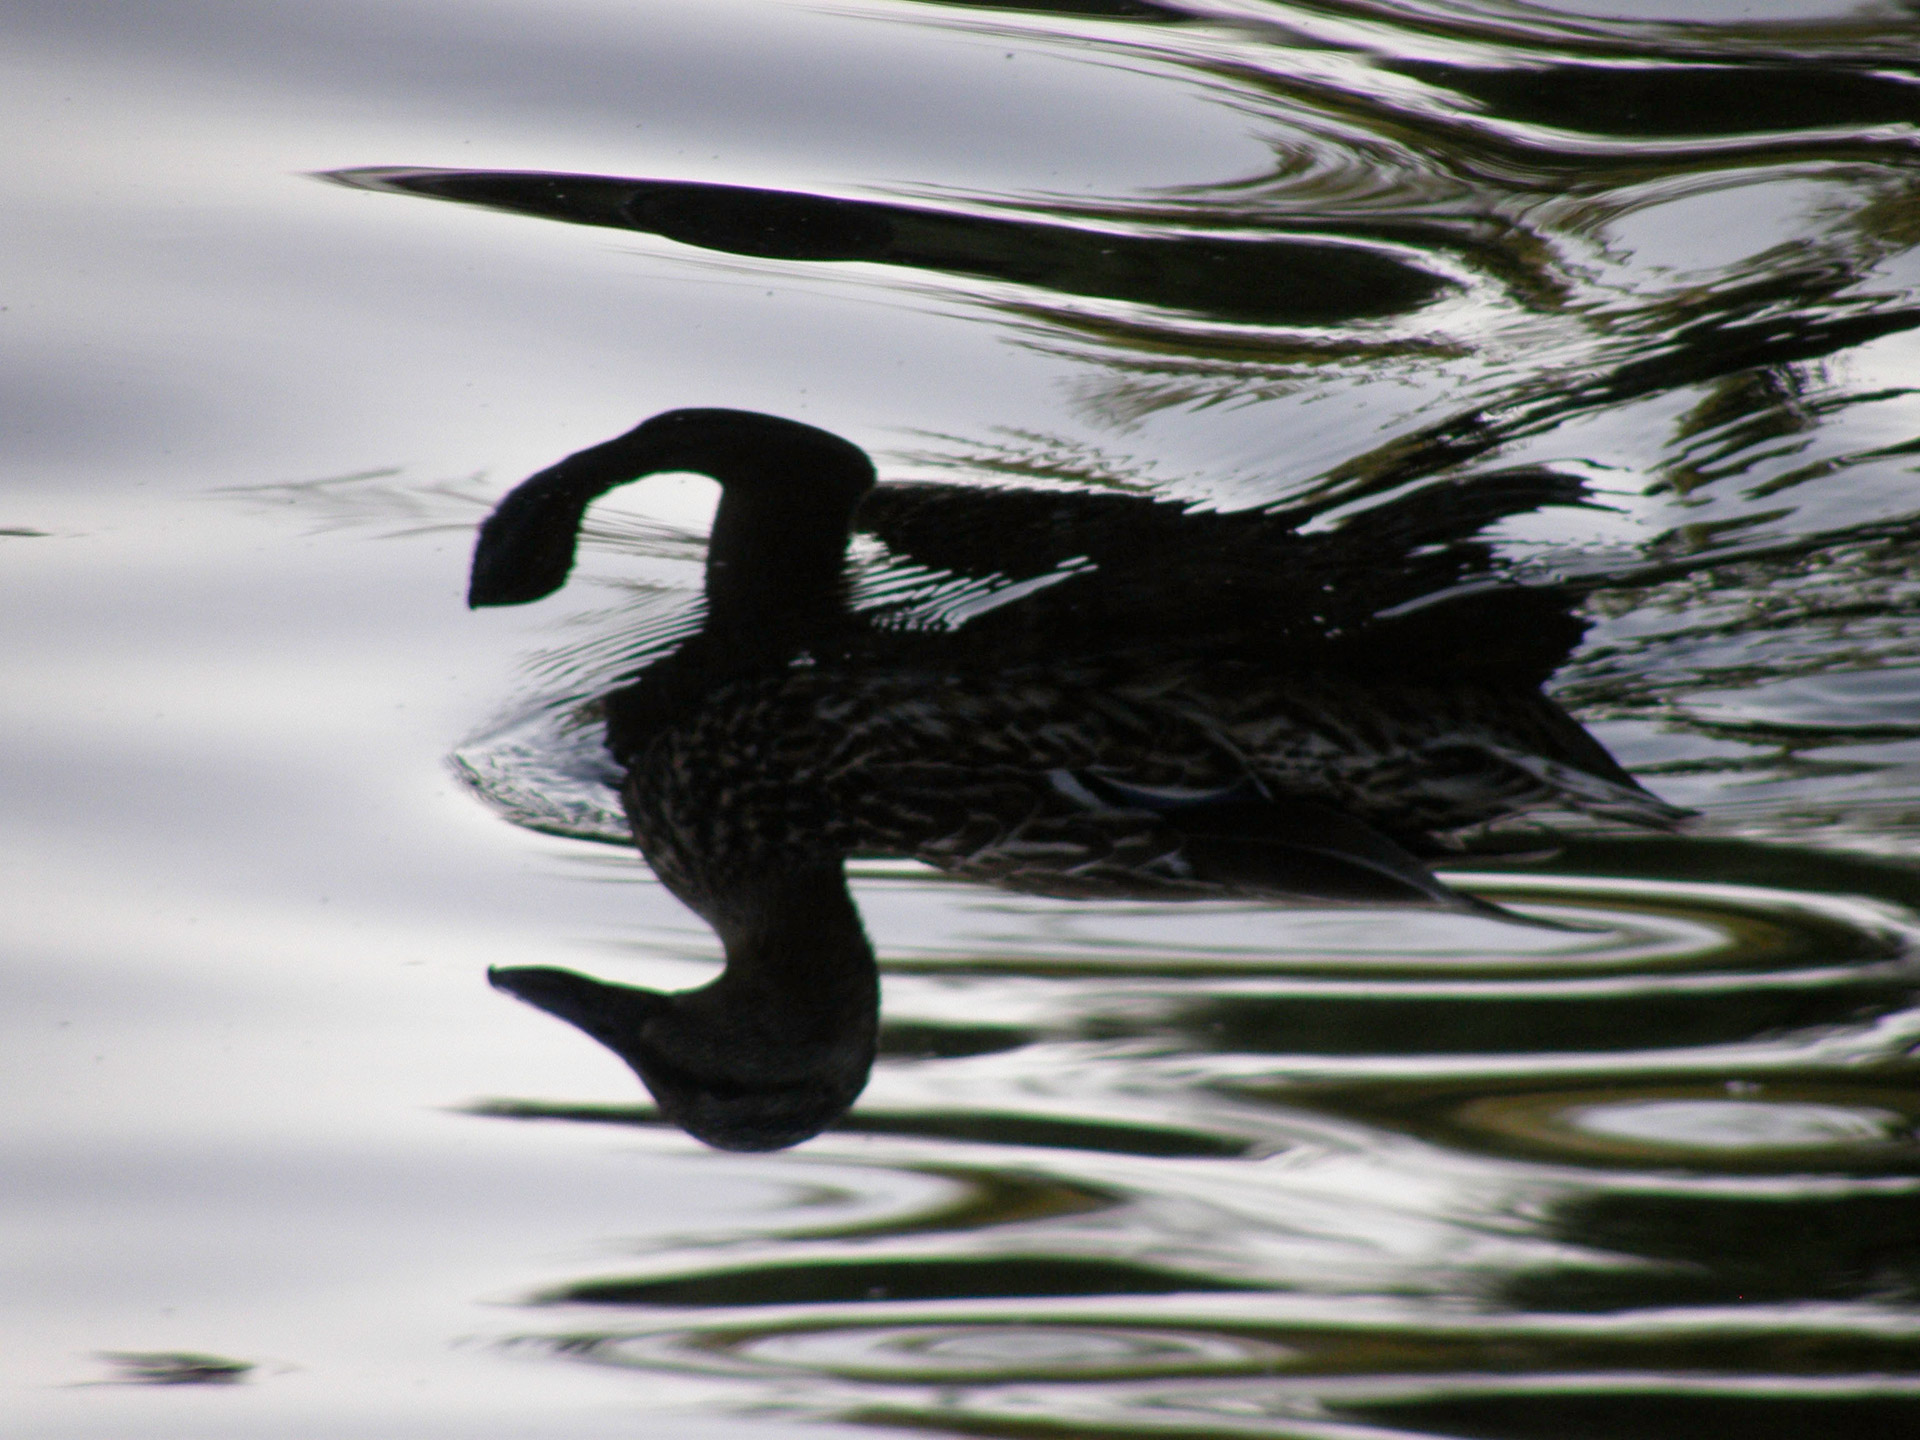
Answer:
xmin=7 ymin=1 xmax=1920 ymax=1436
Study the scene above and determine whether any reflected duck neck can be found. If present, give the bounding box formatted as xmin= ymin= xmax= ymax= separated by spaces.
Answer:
xmin=703 ymin=477 xmax=862 ymax=631
xmin=708 ymin=863 xmax=877 ymax=1002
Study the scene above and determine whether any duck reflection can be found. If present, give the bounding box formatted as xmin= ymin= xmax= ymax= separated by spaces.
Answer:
xmin=474 ymin=408 xmax=1683 ymax=1150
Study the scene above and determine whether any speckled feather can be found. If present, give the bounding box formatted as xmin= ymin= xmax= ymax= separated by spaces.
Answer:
xmin=623 ymin=654 xmax=1682 ymax=910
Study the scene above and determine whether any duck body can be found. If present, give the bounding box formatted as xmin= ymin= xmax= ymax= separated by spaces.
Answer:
xmin=617 ymin=649 xmax=1672 ymax=914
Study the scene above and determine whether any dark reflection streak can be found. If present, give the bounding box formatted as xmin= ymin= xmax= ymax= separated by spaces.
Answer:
xmin=1173 ymin=973 xmax=1919 ymax=1057
xmin=1193 ymin=69 xmax=1920 ymax=183
xmin=1341 ymin=1391 xmax=1920 ymax=1440
xmin=550 ymin=1256 xmax=1267 ymax=1307
xmin=1384 ymin=61 xmax=1920 ymax=141
xmin=1512 ymin=1183 xmax=1920 ymax=1311
xmin=833 ymin=1112 xmax=1251 ymax=1158
xmin=1253 ymin=0 xmax=1920 ymax=65
xmin=322 ymin=168 xmax=1449 ymax=326
xmin=460 ymin=1095 xmax=1246 ymax=1157
xmin=922 ymin=0 xmax=1196 ymax=19
xmin=90 ymin=1352 xmax=254 ymax=1387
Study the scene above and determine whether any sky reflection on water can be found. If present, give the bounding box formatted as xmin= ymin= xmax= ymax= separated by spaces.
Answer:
xmin=6 ymin=0 xmax=1920 ymax=1437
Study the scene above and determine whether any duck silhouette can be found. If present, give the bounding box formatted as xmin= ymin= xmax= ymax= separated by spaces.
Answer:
xmin=474 ymin=408 xmax=1683 ymax=1149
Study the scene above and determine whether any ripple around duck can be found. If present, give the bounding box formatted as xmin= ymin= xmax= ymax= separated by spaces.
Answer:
xmin=475 ymin=843 xmax=1920 ymax=1424
xmin=1451 ymin=1079 xmax=1920 ymax=1173
xmin=583 ymin=1321 xmax=1295 ymax=1384
xmin=1230 ymin=1070 xmax=1920 ymax=1179
xmin=516 ymin=1310 xmax=1920 ymax=1439
xmin=863 ymin=863 xmax=1912 ymax=982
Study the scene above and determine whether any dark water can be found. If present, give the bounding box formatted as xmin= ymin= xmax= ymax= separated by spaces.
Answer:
xmin=9 ymin=1 xmax=1920 ymax=1436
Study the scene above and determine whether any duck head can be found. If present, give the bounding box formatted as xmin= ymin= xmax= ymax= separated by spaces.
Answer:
xmin=488 ymin=863 xmax=880 ymax=1151
xmin=467 ymin=408 xmax=876 ymax=623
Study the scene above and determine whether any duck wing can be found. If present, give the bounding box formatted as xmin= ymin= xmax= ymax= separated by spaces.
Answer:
xmin=852 ymin=469 xmax=1599 ymax=684
xmin=854 ymin=763 xmax=1484 ymax=910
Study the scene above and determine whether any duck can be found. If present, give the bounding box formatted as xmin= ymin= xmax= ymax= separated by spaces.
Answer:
xmin=473 ymin=408 xmax=1685 ymax=1150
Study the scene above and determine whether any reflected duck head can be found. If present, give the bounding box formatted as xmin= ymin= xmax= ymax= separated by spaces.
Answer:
xmin=467 ymin=407 xmax=875 ymax=613
xmin=488 ymin=960 xmax=877 ymax=1152
xmin=488 ymin=867 xmax=879 ymax=1151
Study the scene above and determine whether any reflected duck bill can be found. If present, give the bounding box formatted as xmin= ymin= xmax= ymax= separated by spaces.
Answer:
xmin=490 ymin=963 xmax=877 ymax=1153
xmin=487 ymin=965 xmax=670 ymax=1046
xmin=466 ymin=407 xmax=874 ymax=616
